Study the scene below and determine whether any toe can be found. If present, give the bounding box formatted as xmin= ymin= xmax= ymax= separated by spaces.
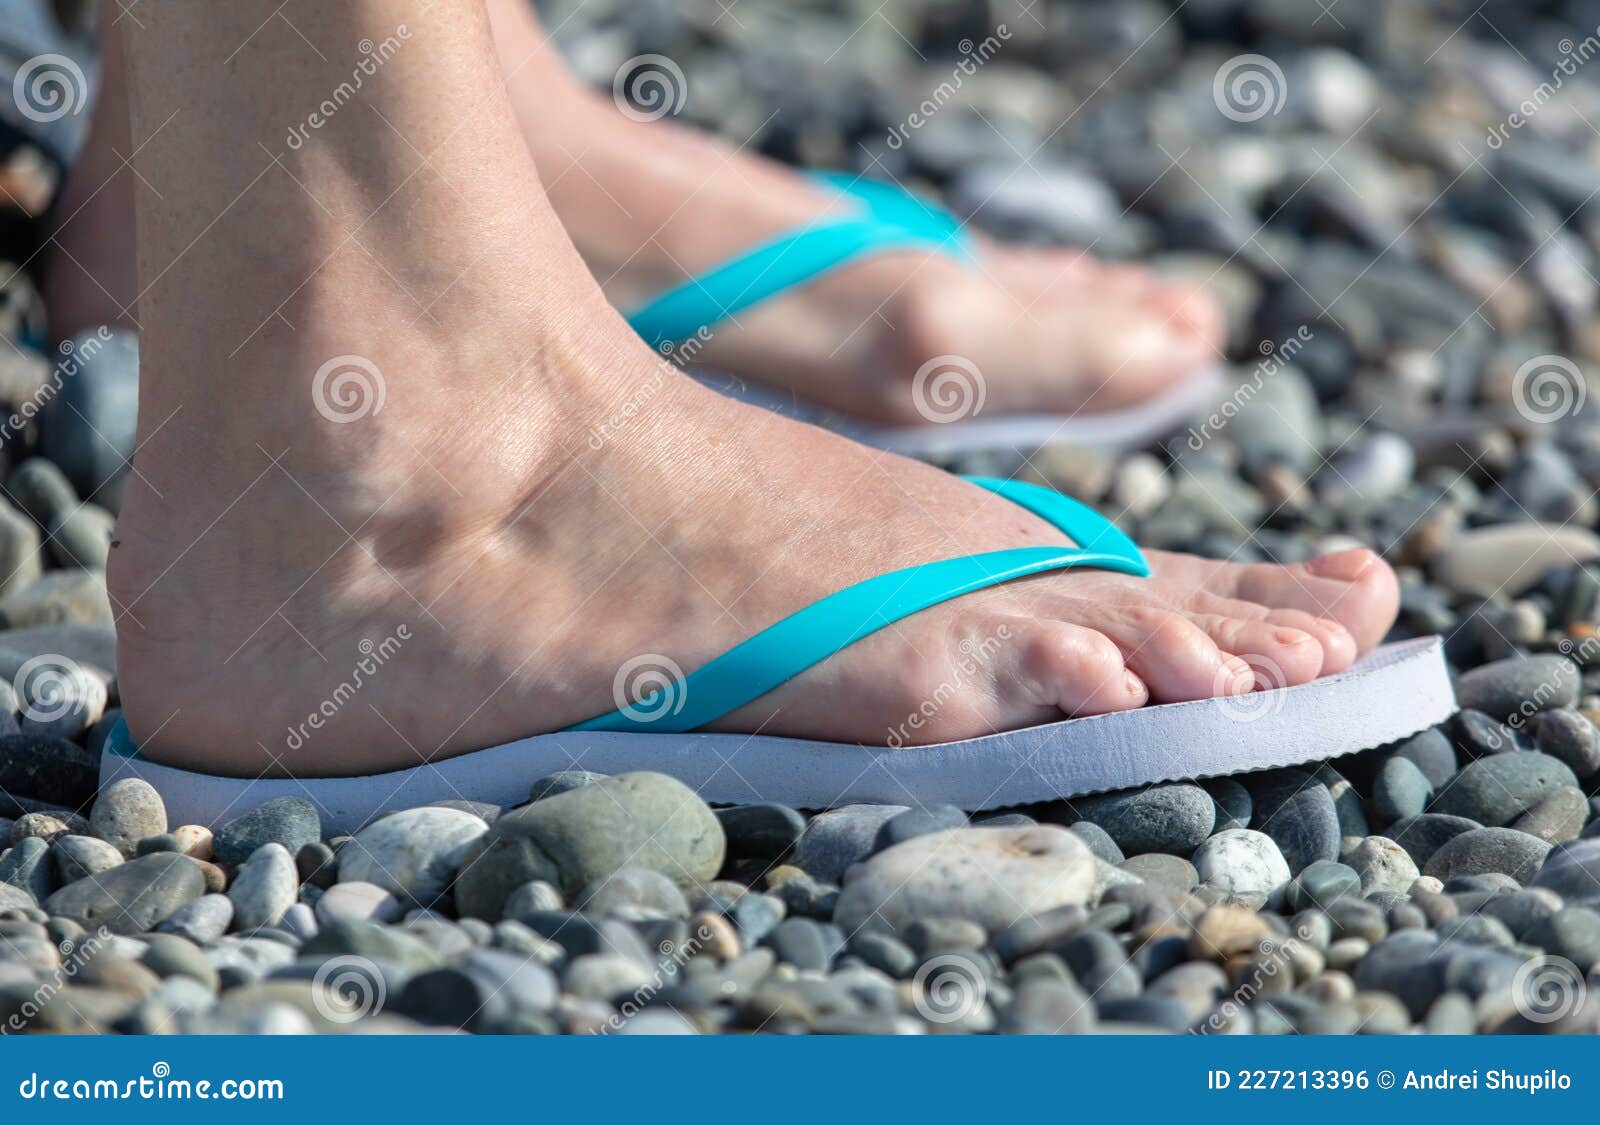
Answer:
xmin=1216 ymin=548 xmax=1399 ymax=654
xmin=1008 ymin=619 xmax=1147 ymax=716
xmin=1187 ymin=615 xmax=1325 ymax=686
xmin=1101 ymin=609 xmax=1255 ymax=703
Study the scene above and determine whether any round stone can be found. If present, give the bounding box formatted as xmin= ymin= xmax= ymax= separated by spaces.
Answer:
xmin=1532 ymin=839 xmax=1600 ymax=901
xmin=1533 ymin=710 xmax=1600 ymax=779
xmin=1423 ymin=827 xmax=1552 ymax=884
xmin=1509 ymin=786 xmax=1590 ymax=843
xmin=1429 ymin=753 xmax=1578 ymax=826
xmin=313 ymin=880 xmax=402 ymax=924
xmin=212 ymin=797 xmax=321 ymax=867
xmin=0 ymin=835 xmax=54 ymax=900
xmin=227 ymin=843 xmax=298 ymax=932
xmin=89 ymin=778 xmax=167 ymax=858
xmin=155 ymin=894 xmax=234 ymax=944
xmin=576 ymin=867 xmax=690 ymax=919
xmin=454 ymin=772 xmax=725 ymax=919
xmin=875 ymin=805 xmax=968 ymax=850
xmin=714 ymin=803 xmax=805 ymax=862
xmin=1386 ymin=813 xmax=1482 ymax=868
xmin=1525 ymin=907 xmax=1600 ymax=972
xmin=51 ymin=834 xmax=124 ymax=883
xmin=832 ymin=826 xmax=1094 ymax=932
xmin=1391 ymin=728 xmax=1458 ymax=789
xmin=1371 ymin=757 xmax=1433 ymax=826
xmin=562 ymin=953 xmax=654 ymax=1003
xmin=527 ymin=769 xmax=606 ymax=803
xmin=1191 ymin=827 xmax=1291 ymax=909
xmin=1454 ymin=655 xmax=1580 ymax=723
xmin=1118 ymin=852 xmax=1198 ymax=891
xmin=44 ymin=852 xmax=205 ymax=935
xmin=1201 ymin=778 xmax=1252 ymax=833
xmin=1066 ymin=821 xmax=1124 ymax=864
xmin=1286 ymin=860 xmax=1362 ymax=912
xmin=1071 ymin=783 xmax=1215 ymax=856
xmin=1345 ymin=836 xmax=1418 ymax=896
xmin=1245 ymin=770 xmax=1340 ymax=873
xmin=338 ymin=806 xmax=488 ymax=905
xmin=791 ymin=804 xmax=909 ymax=883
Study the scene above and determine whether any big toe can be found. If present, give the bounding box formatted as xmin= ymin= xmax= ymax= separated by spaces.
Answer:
xmin=1231 ymin=548 xmax=1400 ymax=654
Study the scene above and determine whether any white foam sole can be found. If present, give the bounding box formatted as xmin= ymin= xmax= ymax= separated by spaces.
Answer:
xmin=693 ymin=364 xmax=1226 ymax=456
xmin=102 ymin=637 xmax=1453 ymax=835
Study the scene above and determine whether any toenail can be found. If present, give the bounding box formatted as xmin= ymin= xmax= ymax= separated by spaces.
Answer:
xmin=1124 ymin=670 xmax=1148 ymax=701
xmin=1316 ymin=617 xmax=1353 ymax=640
xmin=1274 ymin=628 xmax=1314 ymax=646
xmin=1228 ymin=665 xmax=1255 ymax=694
xmin=1306 ymin=549 xmax=1374 ymax=581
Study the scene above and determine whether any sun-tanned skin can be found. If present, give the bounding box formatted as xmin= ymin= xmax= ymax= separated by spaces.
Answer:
xmin=94 ymin=2 xmax=1393 ymax=780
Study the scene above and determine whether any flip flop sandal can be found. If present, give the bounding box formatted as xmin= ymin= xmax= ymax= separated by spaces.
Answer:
xmin=101 ymin=477 xmax=1453 ymax=833
xmin=625 ymin=171 xmax=1226 ymax=457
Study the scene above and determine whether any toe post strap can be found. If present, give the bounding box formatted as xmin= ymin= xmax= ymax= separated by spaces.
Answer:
xmin=568 ymin=478 xmax=1148 ymax=734
xmin=626 ymin=173 xmax=974 ymax=351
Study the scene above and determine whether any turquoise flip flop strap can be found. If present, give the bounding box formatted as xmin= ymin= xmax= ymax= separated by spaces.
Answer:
xmin=567 ymin=477 xmax=1148 ymax=735
xmin=626 ymin=173 xmax=974 ymax=352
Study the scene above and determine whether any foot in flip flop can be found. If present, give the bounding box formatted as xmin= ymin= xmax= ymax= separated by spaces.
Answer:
xmin=484 ymin=1 xmax=1226 ymax=435
xmin=101 ymin=6 xmax=1400 ymax=792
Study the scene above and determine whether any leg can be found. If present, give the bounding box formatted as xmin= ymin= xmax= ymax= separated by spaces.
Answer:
xmin=484 ymin=0 xmax=1226 ymax=423
xmin=111 ymin=1 xmax=1395 ymax=779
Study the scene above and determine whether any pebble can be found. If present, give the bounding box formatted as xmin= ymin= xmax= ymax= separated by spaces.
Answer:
xmin=1314 ymin=765 xmax=1368 ymax=840
xmin=51 ymin=834 xmax=123 ymax=882
xmin=714 ymin=803 xmax=805 ymax=862
xmin=1525 ymin=907 xmax=1600 ymax=972
xmin=1423 ymin=827 xmax=1552 ymax=884
xmin=1192 ymin=829 xmax=1291 ymax=909
xmin=212 ymin=797 xmax=321 ymax=867
xmin=1509 ymin=786 xmax=1590 ymax=843
xmin=337 ymin=806 xmax=487 ymax=905
xmin=1532 ymin=839 xmax=1600 ymax=901
xmin=1386 ymin=813 xmax=1482 ymax=868
xmin=1065 ymin=821 xmax=1124 ymax=864
xmin=1118 ymin=853 xmax=1198 ymax=892
xmin=1069 ymin=783 xmax=1215 ymax=855
xmin=314 ymin=880 xmax=402 ymax=924
xmin=1434 ymin=525 xmax=1600 ymax=598
xmin=562 ymin=953 xmax=654 ymax=1003
xmin=527 ymin=769 xmax=606 ymax=802
xmin=155 ymin=894 xmax=234 ymax=944
xmin=89 ymin=778 xmax=166 ymax=858
xmin=1286 ymin=861 xmax=1362 ymax=912
xmin=16 ymin=661 xmax=106 ymax=741
xmin=1454 ymin=655 xmax=1581 ymax=723
xmin=503 ymin=879 xmax=564 ymax=917
xmin=1429 ymin=753 xmax=1578 ymax=826
xmin=43 ymin=852 xmax=205 ymax=935
xmin=1345 ymin=837 xmax=1418 ymax=896
xmin=0 ymin=835 xmax=53 ymax=900
xmin=227 ymin=843 xmax=298 ymax=932
xmin=1370 ymin=757 xmax=1433 ymax=826
xmin=791 ymin=804 xmax=908 ymax=884
xmin=1533 ymin=710 xmax=1600 ymax=779
xmin=454 ymin=772 xmax=725 ymax=918
xmin=1201 ymin=778 xmax=1252 ymax=833
xmin=833 ymin=827 xmax=1094 ymax=933
xmin=576 ymin=867 xmax=690 ymax=919
xmin=1245 ymin=770 xmax=1340 ymax=873
xmin=1390 ymin=728 xmax=1458 ymax=789
xmin=0 ymin=733 xmax=99 ymax=809
xmin=875 ymin=805 xmax=967 ymax=849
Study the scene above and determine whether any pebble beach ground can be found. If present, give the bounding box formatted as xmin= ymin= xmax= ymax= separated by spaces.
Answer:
xmin=4 ymin=0 xmax=1600 ymax=1034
